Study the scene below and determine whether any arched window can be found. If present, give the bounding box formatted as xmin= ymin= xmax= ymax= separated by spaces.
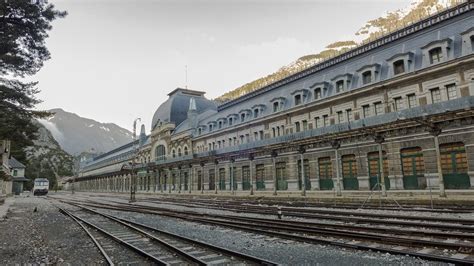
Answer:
xmin=184 ymin=146 xmax=189 ymax=156
xmin=172 ymin=149 xmax=176 ymax=158
xmin=178 ymin=148 xmax=182 ymax=157
xmin=155 ymin=145 xmax=166 ymax=161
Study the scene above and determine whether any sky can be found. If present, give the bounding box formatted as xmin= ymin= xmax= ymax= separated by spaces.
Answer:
xmin=35 ymin=0 xmax=413 ymax=131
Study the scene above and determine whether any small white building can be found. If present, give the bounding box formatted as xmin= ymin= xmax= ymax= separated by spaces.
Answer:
xmin=9 ymin=157 xmax=28 ymax=195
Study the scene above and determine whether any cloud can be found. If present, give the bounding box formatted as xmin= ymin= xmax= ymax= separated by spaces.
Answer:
xmin=38 ymin=119 xmax=65 ymax=144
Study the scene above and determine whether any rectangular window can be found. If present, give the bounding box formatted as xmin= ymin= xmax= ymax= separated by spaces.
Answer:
xmin=254 ymin=132 xmax=258 ymax=141
xmin=294 ymin=94 xmax=302 ymax=105
xmin=393 ymin=60 xmax=405 ymax=75
xmin=314 ymin=88 xmax=321 ymax=100
xmin=253 ymin=109 xmax=259 ymax=118
xmin=374 ymin=102 xmax=383 ymax=115
xmin=429 ymin=47 xmax=443 ymax=64
xmin=446 ymin=84 xmax=457 ymax=100
xmin=259 ymin=130 xmax=264 ymax=140
xmin=228 ymin=117 xmax=233 ymax=126
xmin=394 ymin=97 xmax=403 ymax=111
xmin=362 ymin=105 xmax=370 ymax=118
xmin=362 ymin=71 xmax=372 ymax=85
xmin=431 ymin=88 xmax=441 ymax=103
xmin=218 ymin=121 xmax=222 ymax=129
xmin=346 ymin=109 xmax=352 ymax=122
xmin=323 ymin=115 xmax=329 ymax=127
xmin=241 ymin=113 xmax=246 ymax=122
xmin=315 ymin=117 xmax=321 ymax=128
xmin=337 ymin=111 xmax=343 ymax=123
xmin=407 ymin=94 xmax=417 ymax=108
xmin=302 ymin=120 xmax=308 ymax=131
xmin=336 ymin=80 xmax=344 ymax=93
xmin=295 ymin=122 xmax=301 ymax=133
xmin=273 ymin=102 xmax=279 ymax=112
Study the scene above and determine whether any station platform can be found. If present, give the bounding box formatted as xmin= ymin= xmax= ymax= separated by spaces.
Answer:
xmin=74 ymin=189 xmax=474 ymax=207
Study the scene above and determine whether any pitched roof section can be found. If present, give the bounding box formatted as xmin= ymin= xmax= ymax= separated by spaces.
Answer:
xmin=9 ymin=157 xmax=25 ymax=169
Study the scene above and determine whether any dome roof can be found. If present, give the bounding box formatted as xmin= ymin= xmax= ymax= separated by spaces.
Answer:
xmin=151 ymin=88 xmax=217 ymax=130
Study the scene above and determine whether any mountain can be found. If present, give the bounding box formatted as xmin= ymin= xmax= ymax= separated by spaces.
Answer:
xmin=24 ymin=120 xmax=74 ymax=187
xmin=38 ymin=108 xmax=133 ymax=155
xmin=215 ymin=0 xmax=457 ymax=103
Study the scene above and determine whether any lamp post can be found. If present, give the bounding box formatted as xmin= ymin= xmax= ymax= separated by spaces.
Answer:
xmin=374 ymin=134 xmax=387 ymax=197
xmin=249 ymin=154 xmax=254 ymax=196
xmin=331 ymin=140 xmax=342 ymax=197
xmin=298 ymin=145 xmax=306 ymax=197
xmin=129 ymin=117 xmax=141 ymax=203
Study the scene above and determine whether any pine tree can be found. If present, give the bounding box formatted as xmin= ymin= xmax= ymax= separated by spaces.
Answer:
xmin=0 ymin=0 xmax=66 ymax=153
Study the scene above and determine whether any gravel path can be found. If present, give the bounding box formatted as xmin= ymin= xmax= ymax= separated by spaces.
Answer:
xmin=0 ymin=194 xmax=105 ymax=265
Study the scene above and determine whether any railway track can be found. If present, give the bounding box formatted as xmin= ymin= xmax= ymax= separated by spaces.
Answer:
xmin=55 ymin=197 xmax=474 ymax=265
xmin=57 ymin=202 xmax=277 ymax=265
xmin=85 ymin=193 xmax=474 ymax=213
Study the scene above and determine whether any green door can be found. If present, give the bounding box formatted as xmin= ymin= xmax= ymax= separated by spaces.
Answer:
xmin=256 ymin=164 xmax=265 ymax=190
xmin=401 ymin=148 xmax=424 ymax=189
xmin=184 ymin=172 xmax=188 ymax=191
xmin=276 ymin=162 xmax=288 ymax=190
xmin=368 ymin=152 xmax=390 ymax=190
xmin=440 ymin=143 xmax=470 ymax=189
xmin=242 ymin=166 xmax=251 ymax=190
xmin=319 ymin=157 xmax=334 ymax=190
xmin=230 ymin=167 xmax=237 ymax=190
xmin=209 ymin=169 xmax=215 ymax=190
xmin=298 ymin=159 xmax=312 ymax=190
xmin=342 ymin=155 xmax=359 ymax=190
xmin=219 ymin=168 xmax=226 ymax=190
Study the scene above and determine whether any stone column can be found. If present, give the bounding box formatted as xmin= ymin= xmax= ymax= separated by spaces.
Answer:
xmin=200 ymin=162 xmax=205 ymax=194
xmin=249 ymin=154 xmax=254 ymax=196
xmin=230 ymin=158 xmax=235 ymax=195
xmin=168 ymin=168 xmax=172 ymax=193
xmin=299 ymin=146 xmax=306 ymax=196
xmin=375 ymin=135 xmax=387 ymax=197
xmin=178 ymin=166 xmax=182 ymax=194
xmin=189 ymin=164 xmax=193 ymax=193
xmin=331 ymin=140 xmax=342 ymax=197
xmin=214 ymin=159 xmax=218 ymax=194
xmin=429 ymin=126 xmax=446 ymax=197
xmin=272 ymin=150 xmax=278 ymax=196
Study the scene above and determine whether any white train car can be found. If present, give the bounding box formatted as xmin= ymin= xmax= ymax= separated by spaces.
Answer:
xmin=33 ymin=178 xmax=49 ymax=196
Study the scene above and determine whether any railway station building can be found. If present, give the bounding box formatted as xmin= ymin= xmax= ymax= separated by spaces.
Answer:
xmin=77 ymin=2 xmax=474 ymax=197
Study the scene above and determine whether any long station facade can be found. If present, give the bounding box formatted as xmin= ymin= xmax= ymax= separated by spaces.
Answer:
xmin=77 ymin=2 xmax=474 ymax=197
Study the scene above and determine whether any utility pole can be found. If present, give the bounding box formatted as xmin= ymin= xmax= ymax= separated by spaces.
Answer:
xmin=129 ymin=118 xmax=141 ymax=203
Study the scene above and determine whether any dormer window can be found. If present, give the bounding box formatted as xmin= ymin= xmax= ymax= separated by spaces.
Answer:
xmin=421 ymin=39 xmax=451 ymax=66
xmin=387 ymin=52 xmax=413 ymax=77
xmin=471 ymin=35 xmax=474 ymax=52
xmin=178 ymin=148 xmax=182 ymax=157
xmin=228 ymin=117 xmax=233 ymax=126
xmin=429 ymin=47 xmax=443 ymax=64
xmin=218 ymin=121 xmax=223 ymax=129
xmin=393 ymin=60 xmax=405 ymax=75
xmin=241 ymin=113 xmax=246 ymax=122
xmin=314 ymin=88 xmax=321 ymax=100
xmin=209 ymin=124 xmax=213 ymax=131
xmin=357 ymin=64 xmax=380 ymax=86
xmin=336 ymin=80 xmax=344 ymax=92
xmin=270 ymin=97 xmax=285 ymax=113
xmin=294 ymin=94 xmax=302 ymax=105
xmin=362 ymin=71 xmax=372 ymax=85
xmin=198 ymin=128 xmax=202 ymax=135
xmin=251 ymin=104 xmax=265 ymax=119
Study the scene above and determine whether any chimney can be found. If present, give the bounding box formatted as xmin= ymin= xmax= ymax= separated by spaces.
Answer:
xmin=187 ymin=98 xmax=198 ymax=130
xmin=139 ymin=124 xmax=146 ymax=147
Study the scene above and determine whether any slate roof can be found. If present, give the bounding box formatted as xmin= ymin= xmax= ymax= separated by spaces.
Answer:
xmin=9 ymin=157 xmax=25 ymax=169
